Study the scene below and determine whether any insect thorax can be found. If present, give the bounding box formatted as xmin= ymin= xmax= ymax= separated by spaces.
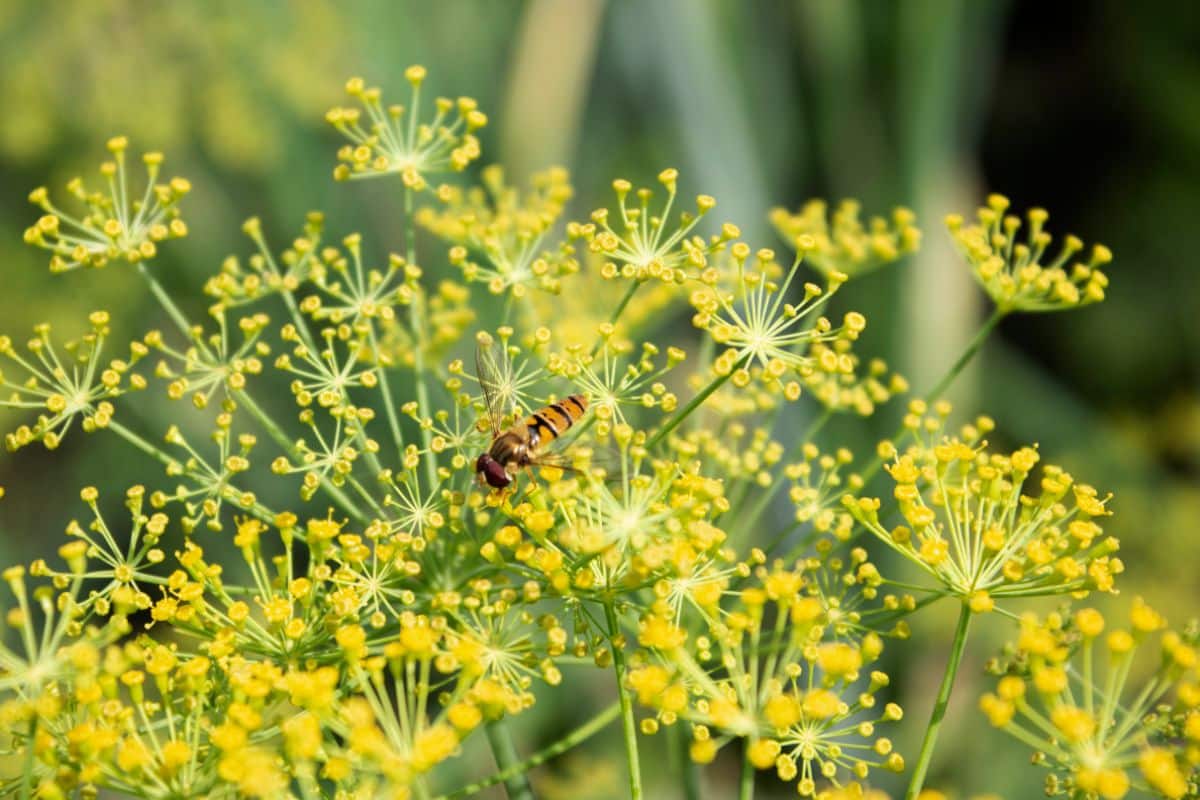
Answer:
xmin=488 ymin=428 xmax=534 ymax=469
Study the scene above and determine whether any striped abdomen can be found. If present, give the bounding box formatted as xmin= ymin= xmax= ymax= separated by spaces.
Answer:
xmin=525 ymin=394 xmax=588 ymax=450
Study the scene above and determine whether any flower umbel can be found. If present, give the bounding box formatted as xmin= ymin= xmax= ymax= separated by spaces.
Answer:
xmin=326 ymin=67 xmax=486 ymax=187
xmin=689 ymin=243 xmax=860 ymax=399
xmin=0 ymin=312 xmax=145 ymax=450
xmin=980 ymin=602 xmax=1199 ymax=799
xmin=23 ymin=137 xmax=189 ymax=272
xmin=631 ymin=567 xmax=904 ymax=797
xmin=421 ymin=164 xmax=577 ymax=297
xmin=946 ymin=194 xmax=1111 ymax=313
xmin=770 ymin=199 xmax=920 ymax=280
xmin=846 ymin=415 xmax=1122 ymax=606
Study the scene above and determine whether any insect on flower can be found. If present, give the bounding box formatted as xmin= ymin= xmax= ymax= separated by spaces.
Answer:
xmin=474 ymin=340 xmax=589 ymax=489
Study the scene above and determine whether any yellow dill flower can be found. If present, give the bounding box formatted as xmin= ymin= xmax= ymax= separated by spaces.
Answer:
xmin=327 ymin=69 xmax=486 ymax=186
xmin=795 ymin=547 xmax=913 ymax=642
xmin=577 ymin=169 xmax=735 ymax=284
xmin=144 ymin=305 xmax=269 ymax=409
xmin=216 ymin=746 xmax=288 ymax=798
xmin=151 ymin=419 xmax=262 ymax=533
xmin=547 ymin=333 xmax=684 ymax=429
xmin=35 ymin=485 xmax=164 ymax=615
xmin=946 ymin=194 xmax=1110 ymax=313
xmin=802 ymin=336 xmax=908 ymax=417
xmin=632 ymin=570 xmax=904 ymax=796
xmin=981 ymin=601 xmax=1199 ymax=799
xmin=770 ymin=199 xmax=921 ymax=279
xmin=0 ymin=312 xmax=145 ymax=451
xmin=816 ymin=784 xmax=894 ymax=800
xmin=23 ymin=137 xmax=189 ymax=271
xmin=299 ymin=233 xmax=414 ymax=325
xmin=515 ymin=441 xmax=729 ymax=589
xmin=419 ymin=164 xmax=576 ymax=297
xmin=690 ymin=243 xmax=861 ymax=398
xmin=785 ymin=444 xmax=863 ymax=541
xmin=846 ymin=427 xmax=1121 ymax=604
xmin=206 ymin=213 xmax=326 ymax=306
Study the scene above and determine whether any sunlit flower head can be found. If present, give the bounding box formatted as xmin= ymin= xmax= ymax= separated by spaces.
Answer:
xmin=546 ymin=332 xmax=684 ymax=432
xmin=327 ymin=67 xmax=486 ymax=187
xmin=690 ymin=243 xmax=862 ymax=399
xmin=981 ymin=601 xmax=1200 ymax=799
xmin=630 ymin=569 xmax=903 ymax=796
xmin=205 ymin=213 xmax=326 ymax=307
xmin=23 ymin=137 xmax=189 ymax=271
xmin=802 ymin=337 xmax=908 ymax=417
xmin=947 ymin=194 xmax=1111 ymax=314
xmin=421 ymin=164 xmax=577 ymax=297
xmin=846 ymin=415 xmax=1121 ymax=607
xmin=576 ymin=169 xmax=737 ymax=284
xmin=0 ymin=312 xmax=145 ymax=451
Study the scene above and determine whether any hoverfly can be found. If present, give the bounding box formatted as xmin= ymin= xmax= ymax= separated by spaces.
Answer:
xmin=474 ymin=342 xmax=589 ymax=489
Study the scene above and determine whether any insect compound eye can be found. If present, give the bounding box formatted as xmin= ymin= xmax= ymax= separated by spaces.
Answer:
xmin=484 ymin=459 xmax=511 ymax=489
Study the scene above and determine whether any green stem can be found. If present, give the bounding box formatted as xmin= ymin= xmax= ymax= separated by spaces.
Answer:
xmin=920 ymin=306 xmax=1005 ymax=406
xmin=137 ymin=263 xmax=206 ymax=353
xmin=738 ymin=742 xmax=755 ymax=800
xmin=647 ymin=356 xmax=748 ymax=451
xmin=605 ymin=601 xmax=643 ymax=800
xmin=905 ymin=601 xmax=973 ymax=800
xmin=484 ymin=720 xmax=536 ymax=800
xmin=107 ymin=419 xmax=175 ymax=467
xmin=438 ymin=703 xmax=620 ymax=800
xmin=675 ymin=724 xmax=701 ymax=800
xmin=590 ymin=280 xmax=643 ymax=357
xmin=368 ymin=325 xmax=407 ymax=462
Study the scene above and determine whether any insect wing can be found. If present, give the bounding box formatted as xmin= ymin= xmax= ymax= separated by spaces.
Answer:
xmin=475 ymin=340 xmax=508 ymax=436
xmin=527 ymin=440 xmax=616 ymax=483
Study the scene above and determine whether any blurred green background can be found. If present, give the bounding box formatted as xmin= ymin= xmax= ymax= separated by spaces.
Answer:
xmin=1 ymin=1 xmax=1197 ymax=797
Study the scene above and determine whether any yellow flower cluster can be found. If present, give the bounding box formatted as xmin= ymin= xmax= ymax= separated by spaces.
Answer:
xmin=576 ymin=169 xmax=736 ymax=284
xmin=23 ymin=136 xmax=189 ymax=272
xmin=486 ymin=439 xmax=731 ymax=591
xmin=546 ymin=333 xmax=684 ymax=430
xmin=629 ymin=566 xmax=904 ymax=796
xmin=770 ymin=199 xmax=921 ymax=280
xmin=419 ymin=164 xmax=577 ymax=297
xmin=846 ymin=416 xmax=1122 ymax=607
xmin=980 ymin=601 xmax=1199 ymax=799
xmin=326 ymin=67 xmax=486 ymax=186
xmin=2 ymin=65 xmax=1131 ymax=800
xmin=0 ymin=312 xmax=146 ymax=451
xmin=689 ymin=244 xmax=862 ymax=398
xmin=205 ymin=213 xmax=326 ymax=307
xmin=947 ymin=194 xmax=1110 ymax=313
xmin=802 ymin=336 xmax=908 ymax=417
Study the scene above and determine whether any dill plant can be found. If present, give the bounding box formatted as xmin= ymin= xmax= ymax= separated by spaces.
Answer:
xmin=0 ymin=66 xmax=1191 ymax=800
